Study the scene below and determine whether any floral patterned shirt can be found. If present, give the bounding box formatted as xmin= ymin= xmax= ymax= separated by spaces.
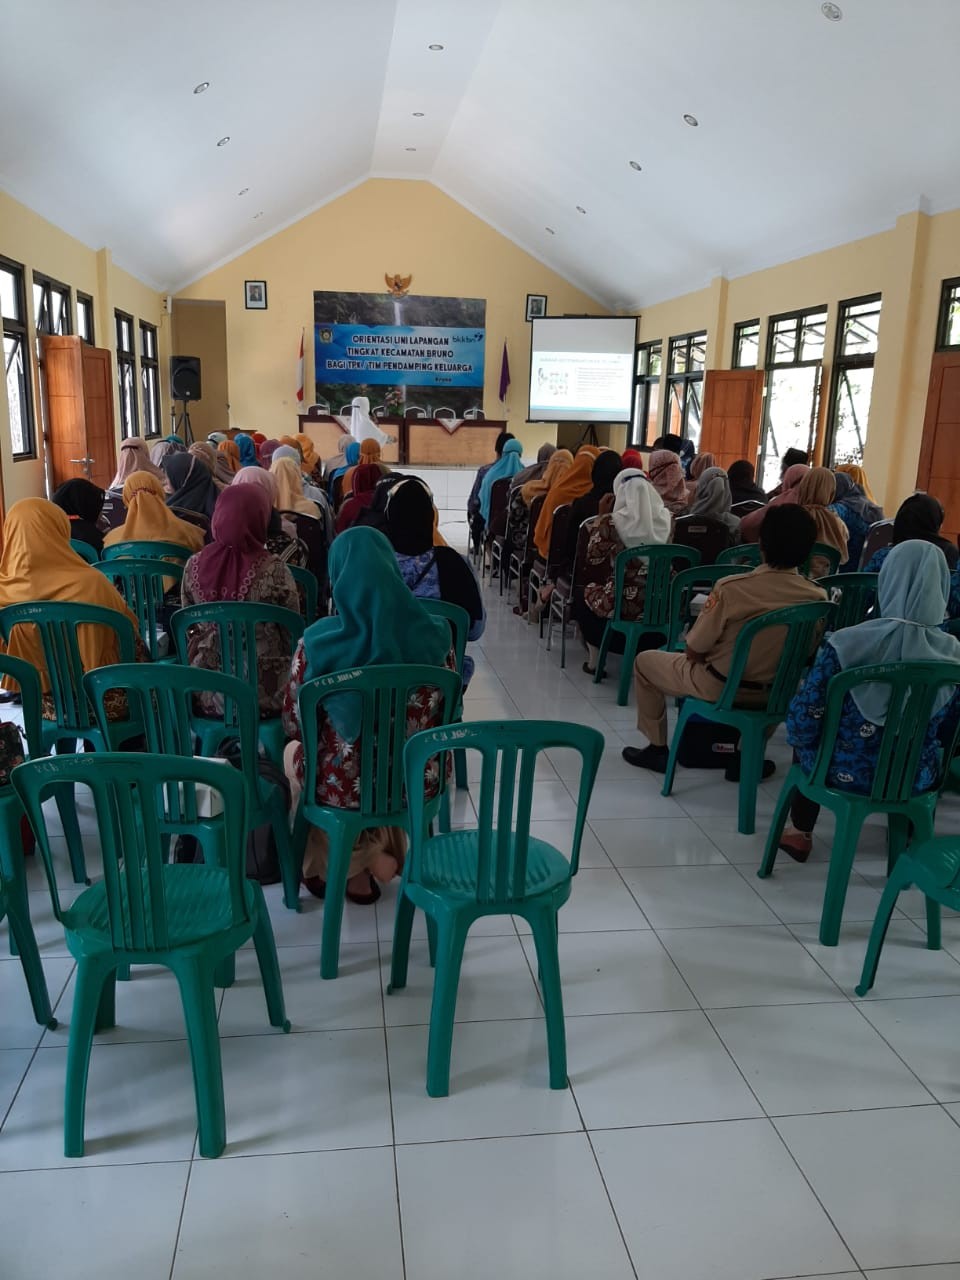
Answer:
xmin=582 ymin=514 xmax=648 ymax=621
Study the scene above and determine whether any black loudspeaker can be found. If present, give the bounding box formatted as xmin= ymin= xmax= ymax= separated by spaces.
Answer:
xmin=170 ymin=355 xmax=202 ymax=402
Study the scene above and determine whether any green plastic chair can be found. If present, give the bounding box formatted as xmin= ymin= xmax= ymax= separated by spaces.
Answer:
xmin=856 ymin=833 xmax=960 ymax=995
xmin=389 ymin=719 xmax=604 ymax=1097
xmin=663 ymin=600 xmax=834 ymax=835
xmin=0 ymin=602 xmax=142 ymax=885
xmin=665 ymin=565 xmax=749 ymax=652
xmin=0 ymin=653 xmax=56 ymax=1026
xmin=169 ymin=602 xmax=305 ymax=767
xmin=296 ymin=664 xmax=462 ymax=979
xmin=70 ymin=539 xmax=99 ymax=565
xmin=289 ymin=565 xmax=320 ymax=623
xmin=715 ymin=543 xmax=764 ymax=569
xmin=101 ymin=540 xmax=193 ymax=564
xmin=96 ymin=557 xmax=184 ymax=661
xmin=803 ymin=541 xmax=843 ymax=577
xmin=595 ymin=544 xmax=701 ymax=705
xmin=12 ymin=751 xmax=290 ymax=1159
xmin=760 ymin=660 xmax=960 ymax=945
xmin=815 ymin=572 xmax=878 ymax=631
xmin=84 ymin=663 xmax=300 ymax=913
xmin=421 ymin=599 xmax=470 ymax=813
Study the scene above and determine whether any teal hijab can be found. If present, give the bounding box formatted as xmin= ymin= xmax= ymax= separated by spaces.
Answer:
xmin=479 ymin=438 xmax=524 ymax=521
xmin=829 ymin=540 xmax=960 ymax=722
xmin=235 ymin=433 xmax=258 ymax=467
xmin=303 ymin=526 xmax=450 ymax=738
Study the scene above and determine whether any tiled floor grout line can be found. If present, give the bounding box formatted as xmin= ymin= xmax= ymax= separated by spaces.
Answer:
xmin=374 ymin=897 xmax=408 ymax=1280
xmin=166 ymin=1159 xmax=194 ymax=1280
xmin=0 ymin=960 xmax=75 ymax=1135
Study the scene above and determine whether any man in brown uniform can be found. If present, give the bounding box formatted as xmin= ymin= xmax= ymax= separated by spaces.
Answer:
xmin=623 ymin=505 xmax=826 ymax=772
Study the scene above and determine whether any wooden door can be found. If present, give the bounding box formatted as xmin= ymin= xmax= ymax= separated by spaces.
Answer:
xmin=698 ymin=369 xmax=764 ymax=471
xmin=917 ymin=351 xmax=960 ymax=540
xmin=42 ymin=336 xmax=117 ymax=491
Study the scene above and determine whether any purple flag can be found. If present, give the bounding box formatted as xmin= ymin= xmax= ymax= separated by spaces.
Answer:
xmin=498 ymin=341 xmax=510 ymax=402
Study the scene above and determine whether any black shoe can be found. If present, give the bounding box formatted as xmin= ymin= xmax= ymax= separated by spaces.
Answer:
xmin=622 ymin=744 xmax=669 ymax=774
xmin=0 ymin=690 xmax=21 ymax=705
xmin=724 ymin=757 xmax=776 ymax=783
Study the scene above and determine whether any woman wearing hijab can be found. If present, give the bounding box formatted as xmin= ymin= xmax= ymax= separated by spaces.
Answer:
xmin=533 ymin=445 xmax=601 ymax=558
xmin=794 ymin=467 xmax=849 ymax=567
xmin=685 ymin=452 xmax=716 ymax=501
xmin=779 ymin=540 xmax=960 ymax=861
xmin=576 ymin=471 xmax=672 ymax=674
xmin=232 ymin=468 xmax=306 ymax=565
xmin=348 ymin=394 xmax=394 ymax=447
xmin=217 ymin=439 xmax=241 ymax=480
xmin=272 ymin=455 xmax=320 ymax=518
xmin=335 ymin=463 xmax=381 ymax=533
xmin=686 ymin=467 xmax=740 ymax=539
xmin=180 ymin=486 xmax=298 ymax=719
xmin=103 ymin=472 xmax=204 ymax=556
xmin=0 ymin=500 xmax=145 ymax=715
xmin=163 ymin=452 xmax=219 ymax=522
xmin=52 ymin=479 xmax=105 ymax=558
xmin=511 ymin=442 xmax=556 ymax=492
xmin=234 ymin=433 xmax=259 ymax=468
xmin=329 ymin=439 xmax=361 ymax=501
xmin=384 ymin=477 xmax=485 ymax=681
xmin=282 ymin=526 xmax=453 ymax=902
xmin=505 ymin=447 xmax=569 ymax=575
xmin=647 ymin=448 xmax=689 ymax=517
xmin=149 ymin=438 xmax=183 ymax=481
xmin=727 ymin=459 xmax=767 ymax=506
xmin=467 ymin=431 xmax=514 ymax=543
xmin=188 ymin=441 xmax=225 ymax=492
xmin=295 ymin=433 xmax=325 ymax=487
xmin=836 ymin=462 xmax=878 ymax=504
xmin=865 ymin=493 xmax=959 ymax=574
xmin=207 ymin=431 xmax=228 ymax=447
xmin=739 ymin=463 xmax=809 ymax=541
xmin=342 ymin=437 xmax=387 ymax=499
xmin=258 ymin=439 xmax=282 ymax=468
xmin=563 ymin=450 xmax=623 ymax=565
xmin=110 ymin=438 xmax=164 ymax=492
xmin=479 ymin=437 xmax=525 ymax=527
xmin=767 ymin=447 xmax=810 ymax=498
xmin=621 ymin=448 xmax=645 ymax=470
xmin=830 ymin=471 xmax=884 ymax=572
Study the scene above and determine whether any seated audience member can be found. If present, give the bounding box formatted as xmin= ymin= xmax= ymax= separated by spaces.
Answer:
xmin=647 ymin=448 xmax=689 ymax=517
xmin=684 ymin=466 xmax=740 ymax=543
xmin=349 ymin=394 xmax=395 ymax=447
xmin=740 ymin=463 xmax=808 ymax=541
xmin=181 ymin=485 xmax=298 ymax=718
xmin=149 ymin=438 xmax=183 ymax=483
xmin=467 ymin=430 xmax=513 ymax=547
xmin=829 ymin=470 xmax=883 ymax=571
xmin=250 ymin=431 xmax=267 ymax=453
xmin=534 ymin=445 xmax=600 ymax=559
xmin=795 ymin=467 xmax=849 ymax=569
xmin=217 ymin=439 xmax=241 ymax=481
xmin=53 ymin=479 xmax=105 ymax=558
xmin=232 ymin=468 xmax=306 ymax=565
xmin=272 ymin=455 xmax=320 ymax=518
xmin=335 ymin=463 xmax=381 ymax=533
xmin=342 ymin=438 xmax=387 ymax=499
xmin=234 ymin=433 xmax=259 ymax=468
xmin=621 ymin=448 xmax=645 ymax=470
xmin=282 ymin=527 xmax=453 ymax=903
xmin=766 ymin=447 xmax=809 ymax=499
xmin=778 ymin=540 xmax=960 ymax=861
xmin=624 ymin=505 xmax=826 ymax=773
xmin=188 ymin=441 xmax=225 ymax=491
xmin=274 ymin=444 xmax=328 ymax=506
xmin=652 ymin=434 xmax=684 ymax=454
xmin=864 ymin=493 xmax=959 ymax=572
xmin=511 ymin=442 xmax=556 ymax=491
xmin=328 ymin=440 xmax=360 ymax=500
xmin=685 ymin=453 xmax=716 ymax=501
xmin=576 ymin=469 xmax=672 ymax=675
xmin=103 ymin=472 xmax=204 ymax=555
xmin=258 ymin=438 xmax=282 ymax=468
xmin=478 ymin=437 xmax=525 ymax=540
xmin=563 ymin=450 xmax=623 ymax=565
xmin=293 ymin=434 xmax=324 ymax=488
xmin=384 ymin=476 xmax=485 ymax=680
xmin=836 ymin=462 xmax=878 ymax=504
xmin=679 ymin=438 xmax=696 ymax=477
xmin=0 ymin=500 xmax=146 ymax=715
xmin=109 ymin=437 xmax=164 ymax=493
xmin=163 ymin=452 xmax=219 ymax=522
xmin=728 ymin=459 xmax=767 ymax=506
xmin=508 ymin=449 xmax=574 ymax=614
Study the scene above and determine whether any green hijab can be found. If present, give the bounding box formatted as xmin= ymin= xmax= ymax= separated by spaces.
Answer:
xmin=303 ymin=526 xmax=450 ymax=738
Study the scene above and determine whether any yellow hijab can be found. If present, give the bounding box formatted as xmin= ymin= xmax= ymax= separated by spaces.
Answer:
xmin=103 ymin=472 xmax=205 ymax=553
xmin=836 ymin=463 xmax=877 ymax=504
xmin=271 ymin=456 xmax=318 ymax=518
xmin=296 ymin=433 xmax=319 ymax=470
xmin=0 ymin=499 xmax=140 ymax=691
xmin=521 ymin=448 xmax=573 ymax=508
xmin=534 ymin=446 xmax=600 ymax=556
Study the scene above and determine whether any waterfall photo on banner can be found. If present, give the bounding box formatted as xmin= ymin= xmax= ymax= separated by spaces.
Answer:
xmin=314 ymin=290 xmax=486 ymax=418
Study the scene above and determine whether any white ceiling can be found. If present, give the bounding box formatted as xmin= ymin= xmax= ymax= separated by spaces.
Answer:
xmin=2 ymin=0 xmax=958 ymax=306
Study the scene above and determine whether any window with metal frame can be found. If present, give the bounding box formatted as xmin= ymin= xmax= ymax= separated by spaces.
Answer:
xmin=139 ymin=320 xmax=161 ymax=438
xmin=664 ymin=330 xmax=706 ymax=446
xmin=757 ymin=304 xmax=827 ymax=491
xmin=732 ymin=319 xmax=760 ymax=369
xmin=1 ymin=257 xmax=36 ymax=458
xmin=32 ymin=272 xmax=72 ymax=337
xmin=629 ymin=340 xmax=662 ymax=448
xmin=115 ymin=309 xmax=138 ymax=439
xmin=936 ymin=276 xmax=960 ymax=350
xmin=825 ymin=294 xmax=882 ymax=466
xmin=77 ymin=292 xmax=95 ymax=345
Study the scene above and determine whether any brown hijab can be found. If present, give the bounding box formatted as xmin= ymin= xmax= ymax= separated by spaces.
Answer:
xmin=795 ymin=466 xmax=849 ymax=559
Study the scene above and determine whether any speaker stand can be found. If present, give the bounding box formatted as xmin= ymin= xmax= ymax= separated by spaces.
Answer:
xmin=576 ymin=421 xmax=600 ymax=449
xmin=173 ymin=400 xmax=195 ymax=446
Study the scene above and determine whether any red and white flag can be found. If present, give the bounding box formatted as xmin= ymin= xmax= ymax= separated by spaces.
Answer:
xmin=296 ymin=328 xmax=304 ymax=405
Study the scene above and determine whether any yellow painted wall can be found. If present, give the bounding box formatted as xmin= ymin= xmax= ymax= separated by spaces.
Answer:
xmin=0 ymin=189 xmax=169 ymax=506
xmin=637 ymin=210 xmax=960 ymax=511
xmin=171 ymin=300 xmax=230 ymax=438
xmin=175 ymin=179 xmax=606 ymax=455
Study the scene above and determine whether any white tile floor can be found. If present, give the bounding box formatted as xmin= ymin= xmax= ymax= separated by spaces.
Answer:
xmin=3 ymin=570 xmax=960 ymax=1277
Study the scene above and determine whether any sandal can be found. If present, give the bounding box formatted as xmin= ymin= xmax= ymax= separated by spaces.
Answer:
xmin=345 ymin=875 xmax=381 ymax=906
xmin=582 ymin=661 xmax=606 ymax=678
xmin=301 ymin=875 xmax=326 ymax=900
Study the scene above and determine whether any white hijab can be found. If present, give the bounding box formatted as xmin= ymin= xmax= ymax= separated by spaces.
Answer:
xmin=349 ymin=395 xmax=391 ymax=446
xmin=611 ymin=469 xmax=672 ymax=548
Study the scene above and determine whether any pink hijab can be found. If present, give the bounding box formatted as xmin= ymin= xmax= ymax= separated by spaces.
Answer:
xmin=110 ymin=438 xmax=164 ymax=490
xmin=231 ymin=466 xmax=296 ymax=538
xmin=188 ymin=485 xmax=271 ymax=601
xmin=648 ymin=449 xmax=688 ymax=516
xmin=740 ymin=463 xmax=809 ymax=541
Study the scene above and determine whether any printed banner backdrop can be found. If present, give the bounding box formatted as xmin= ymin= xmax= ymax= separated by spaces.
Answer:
xmin=314 ymin=290 xmax=486 ymax=417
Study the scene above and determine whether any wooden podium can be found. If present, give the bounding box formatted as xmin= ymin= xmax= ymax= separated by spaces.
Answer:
xmin=406 ymin=418 xmax=504 ymax=466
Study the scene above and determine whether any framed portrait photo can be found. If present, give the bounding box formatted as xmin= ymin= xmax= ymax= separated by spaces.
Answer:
xmin=525 ymin=293 xmax=547 ymax=322
xmin=244 ymin=280 xmax=267 ymax=310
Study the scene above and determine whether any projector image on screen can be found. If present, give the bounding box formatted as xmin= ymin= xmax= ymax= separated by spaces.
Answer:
xmin=528 ymin=316 xmax=637 ymax=424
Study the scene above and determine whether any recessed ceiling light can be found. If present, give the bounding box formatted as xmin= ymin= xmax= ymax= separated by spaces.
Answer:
xmin=629 ymin=160 xmax=642 ymax=171
xmin=193 ymin=81 xmax=210 ymax=95
xmin=576 ymin=205 xmax=586 ymax=214
xmin=545 ymin=227 xmax=555 ymax=235
xmin=412 ymin=111 xmax=425 ymax=117
xmin=405 ymin=147 xmax=417 ymax=152
xmin=683 ymin=114 xmax=699 ymax=127
xmin=821 ymin=2 xmax=842 ymax=18
xmin=428 ymin=43 xmax=444 ymax=50
xmin=238 ymin=188 xmax=249 ymax=195
xmin=216 ymin=136 xmax=230 ymax=147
